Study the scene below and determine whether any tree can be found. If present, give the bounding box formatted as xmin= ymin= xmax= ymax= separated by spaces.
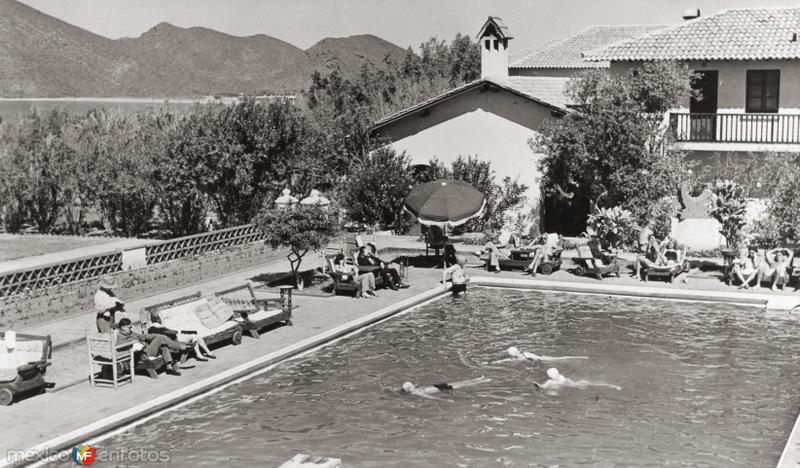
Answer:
xmin=0 ymin=109 xmax=76 ymax=233
xmin=535 ymin=62 xmax=695 ymax=230
xmin=254 ymin=205 xmax=339 ymax=281
xmin=341 ymin=147 xmax=415 ymax=233
xmin=708 ymin=180 xmax=748 ymax=249
xmin=415 ymin=155 xmax=528 ymax=234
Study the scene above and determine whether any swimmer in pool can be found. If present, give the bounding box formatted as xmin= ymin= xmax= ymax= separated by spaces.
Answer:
xmin=400 ymin=376 xmax=492 ymax=399
xmin=532 ymin=368 xmax=621 ymax=391
xmin=494 ymin=346 xmax=589 ymax=363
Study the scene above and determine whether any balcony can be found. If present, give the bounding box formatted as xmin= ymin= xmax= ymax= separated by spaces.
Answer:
xmin=670 ymin=112 xmax=800 ymax=144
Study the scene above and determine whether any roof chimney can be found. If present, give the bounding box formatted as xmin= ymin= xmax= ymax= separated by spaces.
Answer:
xmin=477 ymin=17 xmax=512 ymax=80
xmin=682 ymin=8 xmax=700 ymax=20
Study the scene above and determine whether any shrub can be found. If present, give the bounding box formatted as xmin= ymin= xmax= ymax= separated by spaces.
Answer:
xmin=708 ymin=180 xmax=748 ymax=250
xmin=585 ymin=206 xmax=635 ymax=249
xmin=341 ymin=147 xmax=415 ymax=233
xmin=254 ymin=205 xmax=339 ymax=279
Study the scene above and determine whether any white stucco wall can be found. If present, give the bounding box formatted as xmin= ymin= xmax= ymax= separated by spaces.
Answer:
xmin=373 ymin=84 xmax=560 ymax=223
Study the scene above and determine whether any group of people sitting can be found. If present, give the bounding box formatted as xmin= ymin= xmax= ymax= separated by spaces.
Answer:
xmin=94 ymin=276 xmax=215 ymax=376
xmin=331 ymin=242 xmax=410 ymax=299
xmin=479 ymin=232 xmax=561 ymax=276
xmin=731 ymin=245 xmax=794 ymax=291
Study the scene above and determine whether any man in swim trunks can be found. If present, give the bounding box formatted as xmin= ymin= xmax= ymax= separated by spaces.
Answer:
xmin=400 ymin=376 xmax=492 ymax=399
xmin=532 ymin=368 xmax=621 ymax=391
xmin=733 ymin=246 xmax=761 ymax=289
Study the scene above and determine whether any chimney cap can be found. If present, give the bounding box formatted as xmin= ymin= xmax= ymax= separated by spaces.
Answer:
xmin=477 ymin=16 xmax=514 ymax=40
xmin=682 ymin=8 xmax=700 ymax=20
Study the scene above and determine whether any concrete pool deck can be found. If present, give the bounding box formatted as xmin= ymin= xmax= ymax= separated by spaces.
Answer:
xmin=4 ymin=240 xmax=800 ymax=467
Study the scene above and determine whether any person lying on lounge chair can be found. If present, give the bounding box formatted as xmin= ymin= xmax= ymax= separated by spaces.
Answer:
xmin=333 ymin=253 xmax=377 ymax=299
xmin=525 ymin=234 xmax=560 ymax=276
xmin=400 ymin=376 xmax=492 ymax=399
xmin=757 ymin=248 xmax=794 ymax=291
xmin=146 ymin=313 xmax=216 ymax=361
xmin=532 ymin=368 xmax=621 ymax=391
xmin=116 ymin=318 xmax=190 ymax=375
xmin=496 ymin=346 xmax=589 ymax=363
xmin=635 ymin=234 xmax=671 ymax=280
xmin=733 ymin=246 xmax=761 ymax=289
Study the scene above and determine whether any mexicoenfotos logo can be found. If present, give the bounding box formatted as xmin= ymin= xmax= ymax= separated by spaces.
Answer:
xmin=71 ymin=445 xmax=96 ymax=465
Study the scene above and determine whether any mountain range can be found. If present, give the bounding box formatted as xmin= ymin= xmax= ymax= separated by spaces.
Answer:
xmin=0 ymin=0 xmax=407 ymax=97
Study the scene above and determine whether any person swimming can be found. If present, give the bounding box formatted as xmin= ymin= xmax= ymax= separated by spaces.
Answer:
xmin=533 ymin=368 xmax=621 ymax=391
xmin=494 ymin=346 xmax=589 ymax=363
xmin=400 ymin=376 xmax=492 ymax=399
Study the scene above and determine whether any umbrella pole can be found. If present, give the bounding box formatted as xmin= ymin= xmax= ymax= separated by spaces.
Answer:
xmin=442 ymin=225 xmax=448 ymax=285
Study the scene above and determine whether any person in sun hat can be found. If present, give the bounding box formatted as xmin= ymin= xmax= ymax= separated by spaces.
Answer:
xmin=94 ymin=275 xmax=125 ymax=333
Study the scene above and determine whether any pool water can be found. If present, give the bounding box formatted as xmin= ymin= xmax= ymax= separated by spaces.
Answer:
xmin=80 ymin=289 xmax=800 ymax=467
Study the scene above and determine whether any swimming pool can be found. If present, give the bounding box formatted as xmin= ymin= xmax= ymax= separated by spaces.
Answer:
xmin=69 ymin=289 xmax=800 ymax=467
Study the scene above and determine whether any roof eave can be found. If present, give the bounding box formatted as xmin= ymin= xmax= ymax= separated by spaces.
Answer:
xmin=370 ymin=79 xmax=569 ymax=134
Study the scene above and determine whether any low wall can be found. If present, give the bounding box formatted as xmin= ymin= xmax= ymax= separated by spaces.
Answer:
xmin=0 ymin=242 xmax=285 ymax=329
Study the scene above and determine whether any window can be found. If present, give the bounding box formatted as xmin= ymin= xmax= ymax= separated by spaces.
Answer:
xmin=493 ymin=39 xmax=499 ymax=50
xmin=484 ymin=39 xmax=490 ymax=50
xmin=746 ymin=70 xmax=780 ymax=113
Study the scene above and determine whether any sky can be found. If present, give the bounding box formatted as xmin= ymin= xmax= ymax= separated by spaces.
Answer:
xmin=18 ymin=0 xmax=800 ymax=52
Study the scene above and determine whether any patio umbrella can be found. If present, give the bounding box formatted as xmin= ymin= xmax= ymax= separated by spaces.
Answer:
xmin=404 ymin=179 xmax=486 ymax=280
xmin=403 ymin=179 xmax=486 ymax=227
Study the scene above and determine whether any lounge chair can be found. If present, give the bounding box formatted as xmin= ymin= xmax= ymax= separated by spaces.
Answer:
xmin=143 ymin=293 xmax=244 ymax=348
xmin=645 ymin=245 xmax=687 ymax=283
xmin=0 ymin=332 xmax=52 ymax=405
xmin=425 ymin=226 xmax=448 ymax=257
xmin=326 ymin=256 xmax=385 ymax=296
xmin=214 ymin=283 xmax=293 ymax=338
xmin=573 ymin=243 xmax=619 ymax=280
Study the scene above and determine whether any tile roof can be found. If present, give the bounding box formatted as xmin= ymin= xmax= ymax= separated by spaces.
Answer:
xmin=505 ymin=77 xmax=572 ymax=109
xmin=371 ymin=77 xmax=569 ymax=132
xmin=585 ymin=7 xmax=800 ymax=61
xmin=510 ymin=25 xmax=664 ymax=69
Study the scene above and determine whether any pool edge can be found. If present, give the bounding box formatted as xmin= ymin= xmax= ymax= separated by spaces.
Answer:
xmin=5 ymin=286 xmax=451 ymax=468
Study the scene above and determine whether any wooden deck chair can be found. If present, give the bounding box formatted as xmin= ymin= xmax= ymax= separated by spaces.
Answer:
xmin=86 ymin=331 xmax=135 ymax=389
xmin=214 ymin=284 xmax=292 ymax=338
xmin=573 ymin=244 xmax=619 ymax=280
xmin=425 ymin=225 xmax=448 ymax=258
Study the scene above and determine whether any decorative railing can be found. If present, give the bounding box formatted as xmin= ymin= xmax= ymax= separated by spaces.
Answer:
xmin=0 ymin=224 xmax=267 ymax=297
xmin=0 ymin=251 xmax=122 ymax=297
xmin=144 ymin=224 xmax=265 ymax=265
xmin=670 ymin=112 xmax=800 ymax=144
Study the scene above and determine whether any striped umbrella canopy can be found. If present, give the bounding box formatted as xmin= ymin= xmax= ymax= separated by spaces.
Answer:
xmin=404 ymin=179 xmax=487 ymax=227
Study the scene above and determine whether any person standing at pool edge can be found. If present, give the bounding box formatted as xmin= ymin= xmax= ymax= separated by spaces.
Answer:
xmin=445 ymin=258 xmax=469 ymax=295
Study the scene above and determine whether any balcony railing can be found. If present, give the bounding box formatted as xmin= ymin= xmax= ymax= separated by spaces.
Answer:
xmin=670 ymin=112 xmax=800 ymax=144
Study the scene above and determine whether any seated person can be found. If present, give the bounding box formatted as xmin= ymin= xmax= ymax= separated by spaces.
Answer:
xmin=443 ymin=244 xmax=458 ymax=267
xmin=115 ymin=318 xmax=189 ymax=375
xmin=479 ymin=235 xmax=512 ymax=272
xmin=525 ymin=234 xmax=560 ymax=276
xmin=635 ymin=234 xmax=668 ymax=279
xmin=757 ymin=248 xmax=794 ymax=291
xmin=333 ymin=253 xmax=377 ymax=299
xmin=732 ymin=246 xmax=761 ymax=289
xmin=400 ymin=376 xmax=492 ymax=399
xmin=444 ymin=258 xmax=469 ymax=296
xmin=357 ymin=244 xmax=407 ymax=290
xmin=147 ymin=316 xmax=216 ymax=361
